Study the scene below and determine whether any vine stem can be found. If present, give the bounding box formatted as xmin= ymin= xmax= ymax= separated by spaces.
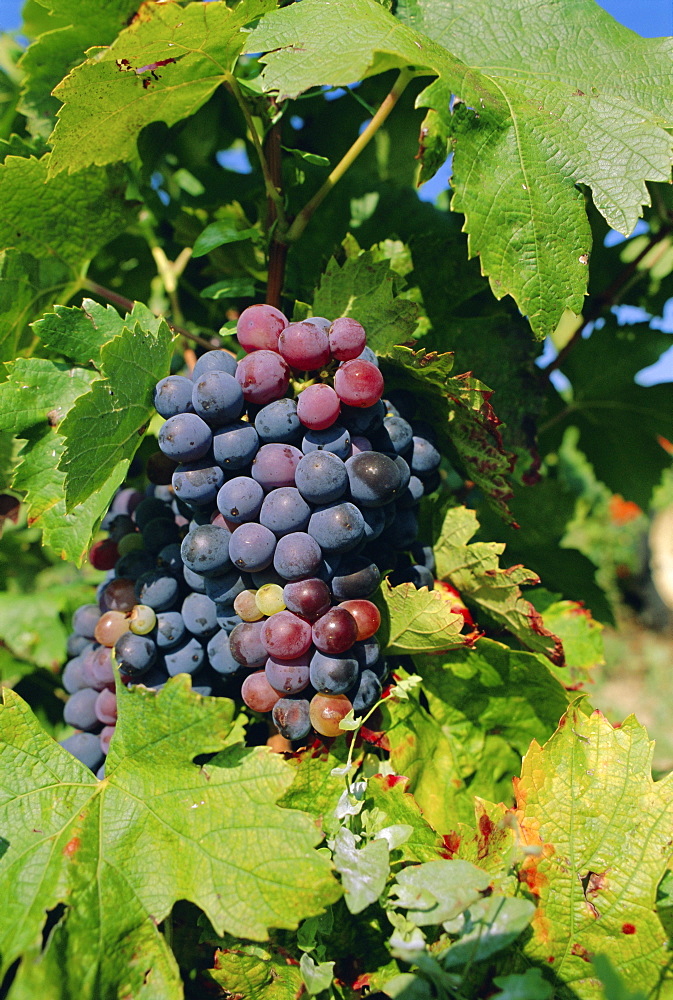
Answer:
xmin=543 ymin=221 xmax=673 ymax=376
xmin=224 ymin=72 xmax=286 ymax=227
xmin=81 ymin=278 xmax=215 ymax=350
xmin=284 ymin=68 xmax=415 ymax=244
xmin=265 ymin=120 xmax=287 ymax=309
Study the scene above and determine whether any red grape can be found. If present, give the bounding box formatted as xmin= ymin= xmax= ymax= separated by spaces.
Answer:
xmin=328 ymin=318 xmax=366 ymax=361
xmin=309 ymin=693 xmax=353 ymax=737
xmin=236 ymin=350 xmax=290 ymax=404
xmin=338 ymin=599 xmax=381 ymax=640
xmin=237 ymin=304 xmax=288 ymax=353
xmin=278 ymin=322 xmax=331 ymax=370
xmin=283 ymin=578 xmax=331 ymax=622
xmin=260 ymin=611 xmax=312 ymax=659
xmin=334 ymin=359 xmax=384 ymax=407
xmin=296 ymin=384 xmax=341 ymax=430
xmin=312 ymin=607 xmax=358 ymax=655
xmin=241 ymin=671 xmax=282 ymax=712
xmin=265 ymin=652 xmax=311 ymax=694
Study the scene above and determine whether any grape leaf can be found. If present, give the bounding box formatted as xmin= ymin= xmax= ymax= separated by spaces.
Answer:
xmin=540 ymin=320 xmax=673 ymax=509
xmin=365 ymin=774 xmax=443 ymax=864
xmin=391 ymin=858 xmax=491 ymax=926
xmin=311 ymin=251 xmax=420 ymax=352
xmin=516 ymin=702 xmax=673 ymax=997
xmin=48 ymin=0 xmax=276 ymax=175
xmin=530 ymin=591 xmax=605 ymax=687
xmin=207 ymin=944 xmax=304 ymax=1000
xmin=0 ymin=155 xmax=132 ymax=271
xmin=333 ymin=827 xmax=390 ymax=914
xmin=0 ymin=584 xmax=94 ymax=670
xmin=380 ymin=346 xmax=516 ymax=524
xmin=375 ymin=580 xmax=468 ymax=655
xmin=32 ymin=301 xmax=124 ymax=366
xmin=58 ymin=316 xmax=175 ymax=512
xmin=433 ymin=505 xmax=565 ymax=664
xmin=0 ymin=250 xmax=75 ymax=363
xmin=246 ymin=0 xmax=673 ymax=338
xmin=278 ymin=740 xmax=360 ymax=830
xmin=0 ymin=356 xmax=115 ymax=562
xmin=18 ymin=0 xmax=140 ymax=137
xmin=0 ymin=679 xmax=339 ymax=997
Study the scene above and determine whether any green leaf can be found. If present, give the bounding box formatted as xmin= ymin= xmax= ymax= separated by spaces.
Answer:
xmin=442 ymin=895 xmax=535 ymax=967
xmin=0 ymin=250 xmax=75 ymax=363
xmin=375 ymin=580 xmax=468 ymax=655
xmin=58 ymin=317 xmax=175 ymax=512
xmin=0 ymin=155 xmax=132 ymax=270
xmin=207 ymin=943 xmax=304 ymax=1000
xmin=32 ymin=301 xmax=123 ymax=366
xmin=380 ymin=346 xmax=516 ymax=523
xmin=391 ymin=858 xmax=490 ymax=925
xmin=332 ymin=827 xmax=390 ymax=914
xmin=516 ymin=701 xmax=673 ymax=997
xmin=312 ymin=250 xmax=420 ymax=353
xmin=192 ymin=222 xmax=259 ymax=258
xmin=48 ymin=0 xmax=276 ymax=174
xmin=591 ymin=955 xmax=647 ymax=1000
xmin=364 ymin=774 xmax=443 ymax=864
xmin=247 ymin=0 xmax=673 ymax=338
xmin=202 ymin=277 xmax=256 ymax=300
xmin=541 ymin=320 xmax=673 ymax=509
xmin=0 ymin=356 xmax=115 ymax=562
xmin=492 ymin=968 xmax=553 ymax=1000
xmin=17 ymin=0 xmax=140 ymax=137
xmin=532 ymin=593 xmax=605 ymax=685
xmin=433 ymin=505 xmax=565 ymax=663
xmin=300 ymin=953 xmax=335 ymax=995
xmin=0 ymin=679 xmax=339 ymax=996
xmin=0 ymin=584 xmax=93 ymax=670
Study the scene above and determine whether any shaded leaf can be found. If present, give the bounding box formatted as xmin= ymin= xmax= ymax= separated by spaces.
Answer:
xmin=192 ymin=221 xmax=259 ymax=257
xmin=33 ymin=301 xmax=124 ymax=366
xmin=332 ymin=827 xmax=390 ymax=914
xmin=442 ymin=895 xmax=535 ymax=968
xmin=492 ymin=968 xmax=552 ymax=1000
xmin=391 ymin=858 xmax=490 ymax=925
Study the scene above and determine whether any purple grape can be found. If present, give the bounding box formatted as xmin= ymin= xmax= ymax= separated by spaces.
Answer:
xmin=134 ymin=570 xmax=180 ymax=611
xmin=295 ymin=451 xmax=348 ymax=505
xmin=181 ymin=524 xmax=232 ymax=576
xmin=410 ymin=436 xmax=441 ymax=476
xmin=192 ymin=349 xmax=238 ymax=379
xmin=217 ymin=476 xmax=264 ymax=524
xmin=255 ymin=398 xmax=301 ymax=444
xmin=283 ymin=578 xmax=331 ymax=622
xmin=165 ymin=636 xmax=206 ymax=676
xmin=158 ymin=412 xmax=212 ymax=463
xmin=154 ymin=375 xmax=194 ymax=418
xmin=331 ymin=556 xmax=381 ymax=600
xmin=265 ymin=652 xmax=311 ymax=694
xmin=278 ymin=322 xmax=330 ymax=370
xmin=229 ymin=621 xmax=267 ymax=668
xmin=251 ymin=443 xmax=302 ymax=491
xmin=212 ymin=421 xmax=260 ymax=469
xmin=345 ymin=452 xmax=402 ymax=507
xmin=259 ymin=487 xmax=311 ymax=537
xmin=60 ymin=732 xmax=104 ymax=771
xmin=72 ymin=604 xmax=101 ymax=639
xmin=156 ymin=611 xmax=186 ymax=649
xmin=301 ymin=424 xmax=351 ymax=459
xmin=307 ymin=502 xmax=365 ymax=554
xmin=114 ymin=632 xmax=157 ymax=677
xmin=172 ymin=459 xmax=225 ymax=506
xmin=309 ymin=649 xmax=359 ymax=695
xmin=328 ymin=318 xmax=366 ymax=361
xmin=64 ymin=688 xmax=100 ymax=730
xmin=229 ymin=522 xmax=277 ymax=572
xmin=181 ymin=592 xmax=218 ymax=637
xmin=273 ymin=532 xmax=323 ymax=581
xmin=191 ymin=370 xmax=244 ymax=426
xmin=271 ymin=698 xmax=312 ymax=741
xmin=207 ymin=629 xmax=241 ymax=675
xmin=352 ymin=669 xmax=382 ymax=712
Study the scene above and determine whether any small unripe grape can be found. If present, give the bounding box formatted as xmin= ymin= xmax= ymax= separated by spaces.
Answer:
xmin=255 ymin=583 xmax=286 ymax=616
xmin=94 ymin=610 xmax=131 ymax=647
xmin=309 ymin=693 xmax=353 ymax=737
xmin=117 ymin=533 xmax=145 ymax=557
xmin=129 ymin=604 xmax=157 ymax=635
xmin=234 ymin=589 xmax=264 ymax=622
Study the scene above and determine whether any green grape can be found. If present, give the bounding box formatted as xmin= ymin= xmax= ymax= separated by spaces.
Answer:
xmin=129 ymin=604 xmax=157 ymax=635
xmin=255 ymin=583 xmax=286 ymax=617
xmin=234 ymin=589 xmax=264 ymax=622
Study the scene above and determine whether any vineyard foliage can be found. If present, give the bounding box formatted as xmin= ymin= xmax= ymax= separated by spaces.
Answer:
xmin=0 ymin=0 xmax=672 ymax=997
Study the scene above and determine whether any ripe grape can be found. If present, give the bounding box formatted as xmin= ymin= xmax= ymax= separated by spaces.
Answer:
xmin=60 ymin=732 xmax=104 ymax=771
xmin=302 ymin=424 xmax=351 ymax=459
xmin=255 ymin=398 xmax=301 ymax=444
xmin=259 ymin=487 xmax=311 ymax=536
xmin=295 ymin=451 xmax=348 ymax=505
xmin=345 ymin=452 xmax=402 ymax=507
xmin=172 ymin=459 xmax=225 ymax=506
xmin=114 ymin=632 xmax=157 ymax=677
xmin=95 ymin=688 xmax=118 ymax=725
xmin=181 ymin=592 xmax=218 ymax=637
xmin=312 ymin=607 xmax=358 ymax=655
xmin=237 ymin=304 xmax=288 ymax=353
xmin=309 ymin=649 xmax=358 ymax=695
xmin=351 ymin=669 xmax=382 ymax=712
xmin=236 ymin=350 xmax=290 ymax=404
xmin=278 ymin=322 xmax=330 ymax=370
xmin=283 ymin=578 xmax=331 ymax=622
xmin=134 ymin=570 xmax=180 ymax=611
xmin=158 ymin=412 xmax=212 ymax=463
xmin=338 ymin=600 xmax=380 ymax=640
xmin=217 ymin=476 xmax=265 ymax=524
xmin=72 ymin=604 xmax=102 ymax=639
xmin=241 ymin=671 xmax=281 ymax=713
xmin=212 ymin=421 xmax=260 ymax=469
xmin=265 ymin=652 xmax=311 ymax=694
xmin=229 ymin=621 xmax=267 ymax=668
xmin=260 ymin=611 xmax=312 ymax=659
xmin=99 ymin=578 xmax=137 ymax=613
xmin=296 ymin=384 xmax=340 ymax=430
xmin=207 ymin=629 xmax=240 ymax=675
xmin=334 ymin=359 xmax=384 ymax=408
xmin=192 ymin=349 xmax=238 ymax=379
xmin=410 ymin=436 xmax=441 ymax=475
xmin=251 ymin=443 xmax=302 ymax=491
xmin=273 ymin=531 xmax=322 ymax=581
xmin=272 ymin=698 xmax=312 ymax=741
xmin=165 ymin=636 xmax=205 ymax=676
xmin=181 ymin=524 xmax=232 ymax=576
xmin=154 ymin=375 xmax=194 ymax=418
xmin=307 ymin=502 xmax=365 ymax=554
xmin=63 ymin=687 xmax=100 ymax=730
xmin=331 ymin=556 xmax=381 ymax=600
xmin=309 ymin=693 xmax=353 ymax=736
xmin=229 ymin=522 xmax=277 ymax=572
xmin=328 ymin=317 xmax=366 ymax=361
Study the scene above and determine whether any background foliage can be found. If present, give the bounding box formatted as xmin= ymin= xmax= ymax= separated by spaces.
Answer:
xmin=1 ymin=0 xmax=673 ymax=997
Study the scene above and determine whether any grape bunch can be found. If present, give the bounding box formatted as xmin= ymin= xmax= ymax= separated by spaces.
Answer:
xmin=61 ymin=305 xmax=443 ymax=774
